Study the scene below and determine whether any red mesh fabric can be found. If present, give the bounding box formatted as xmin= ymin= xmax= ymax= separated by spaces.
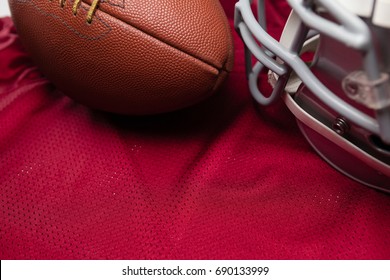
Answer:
xmin=1 ymin=1 xmax=389 ymax=259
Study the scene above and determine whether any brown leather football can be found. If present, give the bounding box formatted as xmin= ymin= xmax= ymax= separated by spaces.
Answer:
xmin=8 ymin=0 xmax=234 ymax=115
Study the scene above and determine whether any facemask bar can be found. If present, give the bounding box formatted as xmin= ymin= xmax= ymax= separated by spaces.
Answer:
xmin=234 ymin=0 xmax=390 ymax=144
xmin=288 ymin=0 xmax=390 ymax=144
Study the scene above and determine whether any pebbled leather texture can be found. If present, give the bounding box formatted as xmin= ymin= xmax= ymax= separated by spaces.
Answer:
xmin=8 ymin=0 xmax=234 ymax=115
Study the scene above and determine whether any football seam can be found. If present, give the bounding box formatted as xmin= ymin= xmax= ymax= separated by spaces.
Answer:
xmin=18 ymin=0 xmax=230 ymax=76
xmin=15 ymin=0 xmax=231 ymax=94
xmin=220 ymin=7 xmax=233 ymax=73
xmin=93 ymin=1 xmax=231 ymax=75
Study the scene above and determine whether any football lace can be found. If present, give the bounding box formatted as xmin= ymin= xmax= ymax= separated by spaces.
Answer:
xmin=57 ymin=0 xmax=100 ymax=24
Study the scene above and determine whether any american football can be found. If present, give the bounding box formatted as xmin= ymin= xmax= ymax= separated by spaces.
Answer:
xmin=8 ymin=0 xmax=234 ymax=115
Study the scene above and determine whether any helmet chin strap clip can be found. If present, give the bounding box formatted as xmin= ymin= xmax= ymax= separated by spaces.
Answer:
xmin=342 ymin=70 xmax=390 ymax=145
xmin=342 ymin=71 xmax=390 ymax=110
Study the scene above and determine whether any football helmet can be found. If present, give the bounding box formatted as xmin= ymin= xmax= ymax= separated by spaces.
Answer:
xmin=235 ymin=0 xmax=390 ymax=192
